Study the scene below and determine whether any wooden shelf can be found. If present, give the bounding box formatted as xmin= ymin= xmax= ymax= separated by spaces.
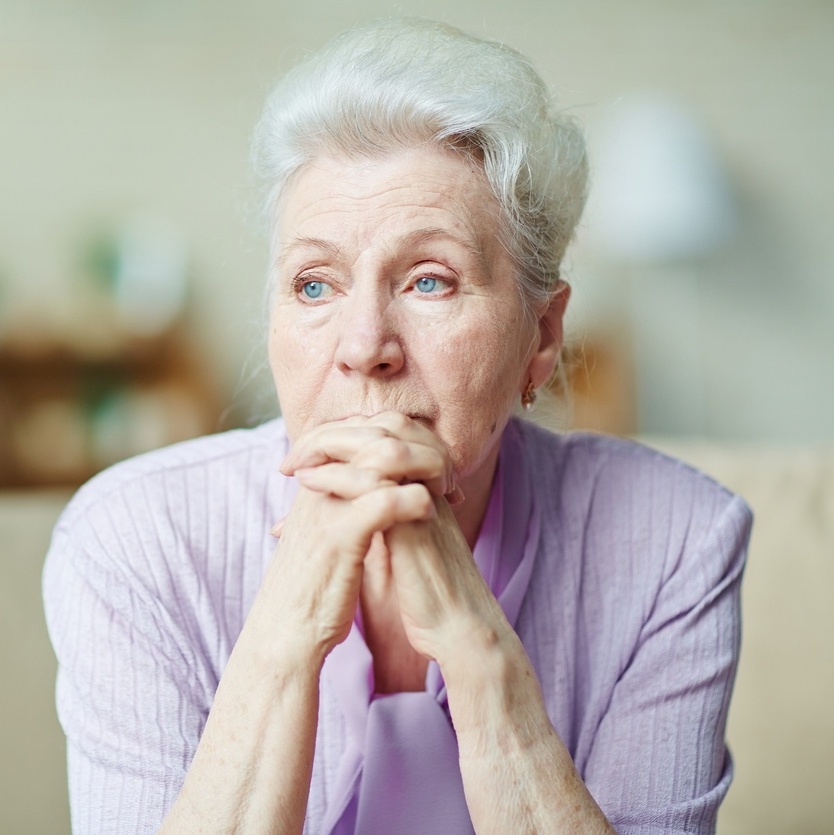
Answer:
xmin=0 ymin=328 xmax=221 ymax=489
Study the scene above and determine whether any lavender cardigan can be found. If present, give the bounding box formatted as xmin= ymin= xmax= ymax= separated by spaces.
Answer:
xmin=43 ymin=418 xmax=751 ymax=834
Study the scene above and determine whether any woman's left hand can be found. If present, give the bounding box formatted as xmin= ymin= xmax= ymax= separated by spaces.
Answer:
xmin=382 ymin=500 xmax=507 ymax=663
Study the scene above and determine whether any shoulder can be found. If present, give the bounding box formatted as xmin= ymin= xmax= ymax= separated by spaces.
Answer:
xmin=514 ymin=419 xmax=752 ymax=582
xmin=516 ymin=418 xmax=750 ymax=520
xmin=514 ymin=422 xmax=753 ymax=770
xmin=45 ymin=420 xmax=292 ymax=623
xmin=44 ymin=420 xmax=293 ymax=681
xmin=58 ymin=418 xmax=289 ymax=529
xmin=516 ymin=417 xmax=729 ymax=490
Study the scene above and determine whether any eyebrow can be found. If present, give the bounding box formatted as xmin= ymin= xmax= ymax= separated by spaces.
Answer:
xmin=275 ymin=237 xmax=343 ymax=269
xmin=277 ymin=227 xmax=488 ymax=273
xmin=399 ymin=227 xmax=487 ymax=269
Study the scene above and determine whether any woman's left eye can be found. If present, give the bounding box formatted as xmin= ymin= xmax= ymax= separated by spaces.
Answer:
xmin=414 ymin=276 xmax=448 ymax=294
xmin=302 ymin=281 xmax=325 ymax=299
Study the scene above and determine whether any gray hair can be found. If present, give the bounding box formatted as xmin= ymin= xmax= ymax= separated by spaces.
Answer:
xmin=252 ymin=18 xmax=589 ymax=311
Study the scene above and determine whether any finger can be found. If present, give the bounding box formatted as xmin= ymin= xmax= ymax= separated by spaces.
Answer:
xmin=351 ymin=483 xmax=436 ymax=530
xmin=282 ymin=412 xmax=448 ymax=473
xmin=296 ymin=463 xmax=456 ymax=506
xmin=295 ymin=463 xmax=397 ymax=499
xmin=351 ymin=436 xmax=452 ymax=495
xmin=311 ymin=411 xmax=432 ymax=440
xmin=270 ymin=518 xmax=285 ymax=538
xmin=286 ymin=429 xmax=453 ymax=495
xmin=281 ymin=425 xmax=392 ymax=473
xmin=364 ymin=411 xmax=439 ymax=443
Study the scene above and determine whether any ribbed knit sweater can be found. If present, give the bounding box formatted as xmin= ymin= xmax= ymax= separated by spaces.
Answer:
xmin=43 ymin=417 xmax=751 ymax=834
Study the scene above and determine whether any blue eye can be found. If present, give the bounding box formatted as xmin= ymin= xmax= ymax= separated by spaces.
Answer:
xmin=415 ymin=277 xmax=439 ymax=293
xmin=302 ymin=281 xmax=324 ymax=299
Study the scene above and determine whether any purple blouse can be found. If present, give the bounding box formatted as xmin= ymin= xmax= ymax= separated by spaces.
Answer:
xmin=43 ymin=418 xmax=751 ymax=834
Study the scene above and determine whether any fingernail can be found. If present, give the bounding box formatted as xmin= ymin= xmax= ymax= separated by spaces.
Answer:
xmin=270 ymin=521 xmax=284 ymax=538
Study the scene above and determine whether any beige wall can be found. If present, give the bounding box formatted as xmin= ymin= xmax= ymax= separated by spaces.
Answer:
xmin=1 ymin=0 xmax=832 ymax=441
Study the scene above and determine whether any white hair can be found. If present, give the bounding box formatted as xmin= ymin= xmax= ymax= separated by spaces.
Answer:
xmin=252 ymin=18 xmax=589 ymax=310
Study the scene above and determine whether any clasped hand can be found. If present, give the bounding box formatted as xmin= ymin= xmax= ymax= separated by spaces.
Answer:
xmin=273 ymin=412 xmax=502 ymax=667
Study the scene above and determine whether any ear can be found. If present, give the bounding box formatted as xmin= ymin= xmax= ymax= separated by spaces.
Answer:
xmin=525 ymin=281 xmax=570 ymax=389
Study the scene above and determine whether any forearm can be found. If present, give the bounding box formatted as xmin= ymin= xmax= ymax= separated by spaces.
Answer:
xmin=160 ymin=445 xmax=438 ymax=834
xmin=441 ymin=624 xmax=615 ymax=835
xmin=159 ymin=596 xmax=324 ymax=835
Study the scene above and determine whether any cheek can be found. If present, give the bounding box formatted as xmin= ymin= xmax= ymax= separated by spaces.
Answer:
xmin=270 ymin=308 xmax=331 ymax=374
xmin=423 ymin=308 xmax=531 ymax=467
xmin=431 ymin=307 xmax=529 ymax=396
xmin=268 ymin=317 xmax=330 ymax=432
xmin=268 ymin=320 xmax=296 ymax=395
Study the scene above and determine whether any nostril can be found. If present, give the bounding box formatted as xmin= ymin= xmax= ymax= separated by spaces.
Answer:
xmin=334 ymin=327 xmax=405 ymax=376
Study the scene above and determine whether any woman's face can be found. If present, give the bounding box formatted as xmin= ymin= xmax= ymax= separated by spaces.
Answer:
xmin=269 ymin=145 xmax=559 ymax=485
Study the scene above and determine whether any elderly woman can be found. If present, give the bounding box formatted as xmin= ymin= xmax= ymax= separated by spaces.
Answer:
xmin=44 ymin=19 xmax=751 ymax=835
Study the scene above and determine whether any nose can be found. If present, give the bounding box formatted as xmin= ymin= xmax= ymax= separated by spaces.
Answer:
xmin=333 ymin=286 xmax=405 ymax=378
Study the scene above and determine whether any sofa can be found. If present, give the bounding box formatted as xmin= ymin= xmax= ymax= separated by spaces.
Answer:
xmin=1 ymin=440 xmax=832 ymax=834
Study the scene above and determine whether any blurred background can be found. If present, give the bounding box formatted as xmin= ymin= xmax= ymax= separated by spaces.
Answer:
xmin=1 ymin=1 xmax=832 ymax=833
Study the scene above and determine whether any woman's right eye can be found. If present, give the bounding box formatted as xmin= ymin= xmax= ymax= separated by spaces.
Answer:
xmin=302 ymin=280 xmax=324 ymax=299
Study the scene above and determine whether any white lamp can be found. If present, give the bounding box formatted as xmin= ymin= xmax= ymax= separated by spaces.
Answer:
xmin=586 ymin=93 xmax=736 ymax=435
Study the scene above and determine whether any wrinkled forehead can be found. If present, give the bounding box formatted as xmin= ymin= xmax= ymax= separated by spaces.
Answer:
xmin=270 ymin=145 xmax=507 ymax=269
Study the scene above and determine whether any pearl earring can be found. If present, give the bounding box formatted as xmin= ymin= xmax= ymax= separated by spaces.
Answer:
xmin=521 ymin=380 xmax=537 ymax=412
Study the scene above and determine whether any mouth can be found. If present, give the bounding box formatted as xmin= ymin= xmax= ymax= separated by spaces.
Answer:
xmin=406 ymin=413 xmax=434 ymax=426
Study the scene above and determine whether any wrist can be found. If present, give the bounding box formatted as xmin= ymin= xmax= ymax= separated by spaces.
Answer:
xmin=229 ymin=621 xmax=324 ymax=703
xmin=440 ymin=623 xmax=551 ymax=758
xmin=237 ymin=586 xmax=330 ymax=686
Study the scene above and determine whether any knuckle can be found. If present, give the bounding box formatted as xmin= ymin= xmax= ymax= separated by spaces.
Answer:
xmin=363 ymin=488 xmax=398 ymax=518
xmin=357 ymin=466 xmax=385 ymax=489
xmin=389 ymin=437 xmax=411 ymax=464
xmin=361 ymin=427 xmax=390 ymax=448
xmin=381 ymin=411 xmax=410 ymax=432
xmin=404 ymin=482 xmax=433 ymax=510
xmin=428 ymin=448 xmax=446 ymax=471
xmin=373 ymin=436 xmax=410 ymax=466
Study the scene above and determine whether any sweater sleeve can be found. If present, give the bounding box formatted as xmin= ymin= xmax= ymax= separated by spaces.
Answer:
xmin=43 ymin=524 xmax=214 ymax=835
xmin=584 ymin=492 xmax=752 ymax=834
xmin=42 ymin=425 xmax=282 ymax=834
